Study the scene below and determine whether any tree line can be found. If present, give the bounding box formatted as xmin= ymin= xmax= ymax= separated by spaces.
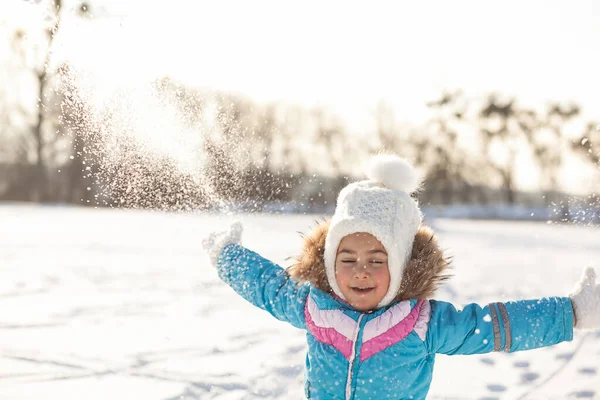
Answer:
xmin=1 ymin=1 xmax=599 ymax=213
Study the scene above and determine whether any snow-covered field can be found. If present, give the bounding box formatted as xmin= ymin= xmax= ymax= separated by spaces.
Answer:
xmin=1 ymin=205 xmax=599 ymax=400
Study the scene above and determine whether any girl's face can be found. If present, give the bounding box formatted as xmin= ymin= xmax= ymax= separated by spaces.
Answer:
xmin=335 ymin=232 xmax=390 ymax=311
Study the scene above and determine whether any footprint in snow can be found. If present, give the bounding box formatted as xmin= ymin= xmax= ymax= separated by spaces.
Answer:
xmin=556 ymin=352 xmax=574 ymax=361
xmin=520 ymin=372 xmax=539 ymax=383
xmin=513 ymin=360 xmax=530 ymax=368
xmin=486 ymin=384 xmax=506 ymax=393
xmin=578 ymin=367 xmax=597 ymax=375
xmin=480 ymin=358 xmax=495 ymax=366
xmin=571 ymin=390 xmax=595 ymax=398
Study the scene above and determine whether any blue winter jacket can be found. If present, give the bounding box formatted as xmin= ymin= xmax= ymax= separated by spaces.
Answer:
xmin=216 ymin=243 xmax=574 ymax=400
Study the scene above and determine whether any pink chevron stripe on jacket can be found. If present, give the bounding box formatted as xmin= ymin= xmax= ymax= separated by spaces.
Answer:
xmin=305 ymin=295 xmax=431 ymax=362
xmin=304 ymin=296 xmax=357 ymax=360
xmin=360 ymin=300 xmax=424 ymax=361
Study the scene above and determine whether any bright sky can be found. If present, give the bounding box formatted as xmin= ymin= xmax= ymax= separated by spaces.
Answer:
xmin=61 ymin=0 xmax=600 ymax=123
xmin=3 ymin=0 xmax=600 ymax=193
xmin=6 ymin=0 xmax=600 ymax=123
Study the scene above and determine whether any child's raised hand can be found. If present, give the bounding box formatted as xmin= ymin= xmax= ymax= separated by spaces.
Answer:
xmin=202 ymin=222 xmax=243 ymax=267
xmin=569 ymin=267 xmax=600 ymax=330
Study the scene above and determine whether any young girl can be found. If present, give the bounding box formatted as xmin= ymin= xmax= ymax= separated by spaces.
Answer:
xmin=203 ymin=155 xmax=600 ymax=400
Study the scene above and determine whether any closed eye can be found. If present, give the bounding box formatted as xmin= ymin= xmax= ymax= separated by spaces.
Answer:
xmin=341 ymin=260 xmax=356 ymax=264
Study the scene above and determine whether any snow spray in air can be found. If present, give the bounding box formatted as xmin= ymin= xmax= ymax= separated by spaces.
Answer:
xmin=57 ymin=63 xmax=262 ymax=212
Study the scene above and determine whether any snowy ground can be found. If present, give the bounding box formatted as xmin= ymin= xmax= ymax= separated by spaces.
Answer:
xmin=1 ymin=205 xmax=599 ymax=400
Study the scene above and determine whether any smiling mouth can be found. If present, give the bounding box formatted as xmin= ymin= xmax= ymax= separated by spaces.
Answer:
xmin=351 ymin=287 xmax=375 ymax=294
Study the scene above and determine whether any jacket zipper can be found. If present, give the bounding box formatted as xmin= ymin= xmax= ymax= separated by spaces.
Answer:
xmin=345 ymin=314 xmax=364 ymax=400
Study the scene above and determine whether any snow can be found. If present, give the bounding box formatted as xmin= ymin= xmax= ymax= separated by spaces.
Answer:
xmin=1 ymin=205 xmax=599 ymax=399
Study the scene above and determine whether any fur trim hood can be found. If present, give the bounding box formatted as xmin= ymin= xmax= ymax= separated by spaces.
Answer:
xmin=287 ymin=219 xmax=452 ymax=302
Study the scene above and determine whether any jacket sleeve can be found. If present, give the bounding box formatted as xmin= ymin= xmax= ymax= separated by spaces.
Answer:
xmin=426 ymin=297 xmax=574 ymax=355
xmin=216 ymin=243 xmax=309 ymax=330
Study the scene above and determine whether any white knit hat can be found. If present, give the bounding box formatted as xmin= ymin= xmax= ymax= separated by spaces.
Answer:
xmin=324 ymin=154 xmax=423 ymax=309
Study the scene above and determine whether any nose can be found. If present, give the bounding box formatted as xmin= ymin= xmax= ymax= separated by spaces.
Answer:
xmin=353 ymin=264 xmax=370 ymax=279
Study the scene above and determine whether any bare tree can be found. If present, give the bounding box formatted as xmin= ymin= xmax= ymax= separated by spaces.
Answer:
xmin=313 ymin=109 xmax=348 ymax=175
xmin=572 ymin=122 xmax=600 ymax=222
xmin=423 ymin=91 xmax=481 ymax=204
xmin=519 ymin=103 xmax=579 ymax=205
xmin=312 ymin=108 xmax=350 ymax=201
xmin=27 ymin=0 xmax=63 ymax=201
xmin=374 ymin=100 xmax=403 ymax=154
xmin=2 ymin=1 xmax=96 ymax=203
xmin=478 ymin=94 xmax=521 ymax=204
xmin=278 ymin=106 xmax=310 ymax=174
xmin=572 ymin=122 xmax=600 ymax=165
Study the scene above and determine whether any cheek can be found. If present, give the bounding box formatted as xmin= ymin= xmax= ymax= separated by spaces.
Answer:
xmin=374 ymin=269 xmax=391 ymax=288
xmin=335 ymin=266 xmax=350 ymax=285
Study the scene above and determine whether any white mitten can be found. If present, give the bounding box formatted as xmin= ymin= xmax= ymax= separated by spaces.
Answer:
xmin=569 ymin=267 xmax=600 ymax=330
xmin=202 ymin=222 xmax=243 ymax=267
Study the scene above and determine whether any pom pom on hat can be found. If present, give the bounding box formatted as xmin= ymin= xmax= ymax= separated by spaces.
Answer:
xmin=365 ymin=154 xmax=420 ymax=193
